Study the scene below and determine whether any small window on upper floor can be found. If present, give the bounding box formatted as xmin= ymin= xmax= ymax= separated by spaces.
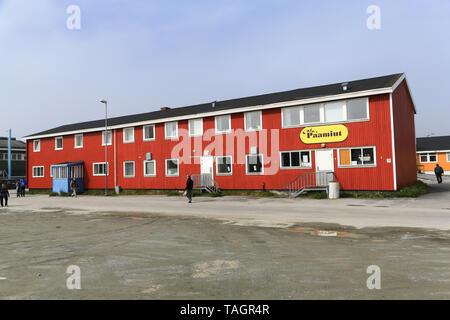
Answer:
xmin=33 ymin=139 xmax=40 ymax=152
xmin=165 ymin=122 xmax=178 ymax=140
xmin=55 ymin=137 xmax=63 ymax=150
xmin=347 ymin=98 xmax=368 ymax=120
xmin=244 ymin=111 xmax=262 ymax=132
xmin=215 ymin=115 xmax=231 ymax=134
xmin=189 ymin=118 xmax=203 ymax=137
xmin=74 ymin=134 xmax=83 ymax=148
xmin=123 ymin=127 xmax=135 ymax=143
xmin=102 ymin=130 xmax=112 ymax=146
xmin=143 ymin=125 xmax=155 ymax=141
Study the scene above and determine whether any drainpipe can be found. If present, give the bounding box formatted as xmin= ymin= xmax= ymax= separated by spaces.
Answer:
xmin=114 ymin=128 xmax=117 ymax=190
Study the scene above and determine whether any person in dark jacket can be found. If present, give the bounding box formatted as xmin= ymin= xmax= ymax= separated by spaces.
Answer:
xmin=16 ymin=180 xmax=21 ymax=197
xmin=185 ymin=175 xmax=194 ymax=203
xmin=435 ymin=164 xmax=444 ymax=184
xmin=0 ymin=184 xmax=10 ymax=207
xmin=70 ymin=179 xmax=78 ymax=197
xmin=19 ymin=179 xmax=25 ymax=197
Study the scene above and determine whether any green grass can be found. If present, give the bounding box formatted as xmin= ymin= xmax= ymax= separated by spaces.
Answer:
xmin=340 ymin=180 xmax=429 ymax=199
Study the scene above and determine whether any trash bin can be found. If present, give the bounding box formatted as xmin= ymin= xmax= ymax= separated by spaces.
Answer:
xmin=328 ymin=181 xmax=340 ymax=199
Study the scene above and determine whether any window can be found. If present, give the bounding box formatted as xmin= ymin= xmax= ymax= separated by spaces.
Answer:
xmin=144 ymin=160 xmax=156 ymax=177
xmin=339 ymin=147 xmax=376 ymax=167
xmin=216 ymin=156 xmax=232 ymax=175
xmin=32 ymin=166 xmax=44 ymax=177
xmin=93 ymin=162 xmax=109 ymax=176
xmin=280 ymin=150 xmax=311 ymax=168
xmin=245 ymin=111 xmax=262 ymax=131
xmin=324 ymin=101 xmax=344 ymax=123
xmin=282 ymin=107 xmax=300 ymax=127
xmin=166 ymin=159 xmax=179 ymax=176
xmin=52 ymin=166 xmax=67 ymax=179
xmin=281 ymin=97 xmax=369 ymax=128
xmin=123 ymin=127 xmax=135 ymax=143
xmin=123 ymin=161 xmax=135 ymax=177
xmin=165 ymin=122 xmax=178 ymax=140
xmin=246 ymin=154 xmax=263 ymax=174
xmin=215 ymin=115 xmax=231 ymax=134
xmin=189 ymin=118 xmax=203 ymax=137
xmin=347 ymin=98 xmax=368 ymax=120
xmin=419 ymin=153 xmax=437 ymax=163
xmin=33 ymin=139 xmax=40 ymax=152
xmin=447 ymin=152 xmax=450 ymax=162
xmin=102 ymin=130 xmax=112 ymax=146
xmin=55 ymin=137 xmax=62 ymax=150
xmin=74 ymin=134 xmax=83 ymax=148
xmin=303 ymin=105 xmax=321 ymax=124
xmin=11 ymin=153 xmax=17 ymax=160
xmin=143 ymin=125 xmax=155 ymax=141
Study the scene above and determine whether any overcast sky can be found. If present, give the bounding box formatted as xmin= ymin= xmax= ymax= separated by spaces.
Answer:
xmin=0 ymin=0 xmax=449 ymax=139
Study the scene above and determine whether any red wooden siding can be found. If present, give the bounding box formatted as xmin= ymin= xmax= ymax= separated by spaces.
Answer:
xmin=392 ymin=80 xmax=417 ymax=189
xmin=27 ymin=92 xmax=415 ymax=191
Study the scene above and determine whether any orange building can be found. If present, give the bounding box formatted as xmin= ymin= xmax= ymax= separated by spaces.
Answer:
xmin=416 ymin=136 xmax=450 ymax=175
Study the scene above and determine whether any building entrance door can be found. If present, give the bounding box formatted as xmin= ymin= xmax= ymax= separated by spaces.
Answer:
xmin=200 ymin=156 xmax=214 ymax=186
xmin=315 ymin=150 xmax=334 ymax=186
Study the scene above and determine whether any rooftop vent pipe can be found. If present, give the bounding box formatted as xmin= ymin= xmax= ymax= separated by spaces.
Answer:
xmin=160 ymin=107 xmax=171 ymax=111
xmin=212 ymin=101 xmax=217 ymax=108
xmin=341 ymin=82 xmax=349 ymax=91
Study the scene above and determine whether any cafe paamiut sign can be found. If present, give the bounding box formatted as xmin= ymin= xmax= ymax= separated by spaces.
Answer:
xmin=300 ymin=124 xmax=348 ymax=144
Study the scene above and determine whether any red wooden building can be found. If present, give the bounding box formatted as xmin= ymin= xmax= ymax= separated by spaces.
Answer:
xmin=24 ymin=73 xmax=417 ymax=193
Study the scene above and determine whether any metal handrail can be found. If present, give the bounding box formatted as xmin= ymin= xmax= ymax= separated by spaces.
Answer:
xmin=287 ymin=171 xmax=335 ymax=194
xmin=191 ymin=174 xmax=220 ymax=192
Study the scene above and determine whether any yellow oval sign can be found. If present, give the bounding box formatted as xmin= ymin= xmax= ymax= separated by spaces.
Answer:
xmin=300 ymin=124 xmax=348 ymax=144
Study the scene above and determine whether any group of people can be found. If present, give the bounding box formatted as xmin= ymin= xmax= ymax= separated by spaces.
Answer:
xmin=16 ymin=179 xmax=26 ymax=197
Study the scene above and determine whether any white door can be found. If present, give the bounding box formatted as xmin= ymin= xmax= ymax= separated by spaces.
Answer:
xmin=200 ymin=156 xmax=214 ymax=186
xmin=315 ymin=150 xmax=334 ymax=186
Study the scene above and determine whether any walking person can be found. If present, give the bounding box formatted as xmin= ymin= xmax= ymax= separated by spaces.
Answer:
xmin=70 ymin=178 xmax=78 ymax=197
xmin=0 ymin=184 xmax=10 ymax=207
xmin=435 ymin=163 xmax=444 ymax=184
xmin=185 ymin=175 xmax=194 ymax=203
xmin=20 ymin=179 xmax=25 ymax=197
xmin=16 ymin=180 xmax=21 ymax=197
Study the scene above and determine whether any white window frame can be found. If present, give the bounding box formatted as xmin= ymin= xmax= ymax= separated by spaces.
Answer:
xmin=337 ymin=146 xmax=377 ymax=168
xmin=165 ymin=159 xmax=179 ymax=177
xmin=279 ymin=150 xmax=312 ymax=169
xmin=281 ymin=97 xmax=370 ymax=129
xmin=244 ymin=111 xmax=262 ymax=132
xmin=245 ymin=154 xmax=264 ymax=175
xmin=188 ymin=118 xmax=203 ymax=137
xmin=419 ymin=152 xmax=438 ymax=163
xmin=55 ymin=137 xmax=63 ymax=150
xmin=215 ymin=115 xmax=232 ymax=135
xmin=165 ymin=121 xmax=178 ymax=140
xmin=215 ymin=155 xmax=233 ymax=176
xmin=143 ymin=125 xmax=155 ymax=141
xmin=143 ymin=160 xmax=156 ymax=177
xmin=93 ymin=162 xmax=109 ymax=176
xmin=32 ymin=166 xmax=44 ymax=178
xmin=33 ymin=139 xmax=41 ymax=152
xmin=74 ymin=134 xmax=83 ymax=148
xmin=447 ymin=152 xmax=450 ymax=162
xmin=123 ymin=127 xmax=135 ymax=144
xmin=102 ymin=130 xmax=112 ymax=146
xmin=123 ymin=161 xmax=135 ymax=178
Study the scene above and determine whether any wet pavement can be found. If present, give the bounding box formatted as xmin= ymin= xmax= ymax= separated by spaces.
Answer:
xmin=1 ymin=209 xmax=450 ymax=299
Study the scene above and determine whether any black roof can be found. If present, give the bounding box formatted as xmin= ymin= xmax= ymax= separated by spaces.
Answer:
xmin=417 ymin=136 xmax=450 ymax=152
xmin=26 ymin=73 xmax=404 ymax=138
xmin=0 ymin=137 xmax=26 ymax=150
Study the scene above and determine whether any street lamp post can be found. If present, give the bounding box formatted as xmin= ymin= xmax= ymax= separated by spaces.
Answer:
xmin=100 ymin=100 xmax=108 ymax=196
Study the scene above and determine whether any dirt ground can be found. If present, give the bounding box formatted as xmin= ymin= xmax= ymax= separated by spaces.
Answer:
xmin=1 ymin=208 xmax=450 ymax=299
